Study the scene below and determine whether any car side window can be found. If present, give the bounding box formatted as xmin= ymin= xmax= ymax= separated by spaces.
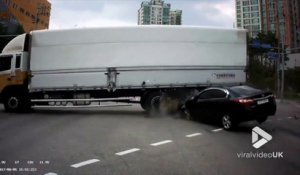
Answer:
xmin=198 ymin=90 xmax=213 ymax=99
xmin=0 ymin=55 xmax=12 ymax=72
xmin=16 ymin=55 xmax=21 ymax=69
xmin=211 ymin=89 xmax=227 ymax=98
xmin=197 ymin=89 xmax=227 ymax=99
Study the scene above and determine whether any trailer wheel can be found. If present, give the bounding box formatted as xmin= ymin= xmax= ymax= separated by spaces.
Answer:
xmin=3 ymin=92 xmax=31 ymax=113
xmin=140 ymin=96 xmax=147 ymax=110
xmin=144 ymin=92 xmax=162 ymax=113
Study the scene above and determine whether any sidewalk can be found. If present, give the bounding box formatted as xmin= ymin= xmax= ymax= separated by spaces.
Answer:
xmin=276 ymin=99 xmax=300 ymax=108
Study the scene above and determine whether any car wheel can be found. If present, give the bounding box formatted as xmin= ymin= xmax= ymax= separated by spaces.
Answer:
xmin=222 ymin=114 xmax=236 ymax=130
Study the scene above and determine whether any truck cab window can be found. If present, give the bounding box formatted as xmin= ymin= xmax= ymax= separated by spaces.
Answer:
xmin=16 ymin=55 xmax=21 ymax=68
xmin=0 ymin=56 xmax=12 ymax=72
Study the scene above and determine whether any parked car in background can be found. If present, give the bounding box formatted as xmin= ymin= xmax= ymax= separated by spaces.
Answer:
xmin=182 ymin=85 xmax=276 ymax=130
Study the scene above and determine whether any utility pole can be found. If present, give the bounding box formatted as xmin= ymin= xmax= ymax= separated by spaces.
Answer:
xmin=280 ymin=34 xmax=285 ymax=101
xmin=276 ymin=40 xmax=280 ymax=97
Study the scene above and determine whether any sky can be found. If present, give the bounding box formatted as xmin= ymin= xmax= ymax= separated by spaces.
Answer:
xmin=48 ymin=0 xmax=235 ymax=29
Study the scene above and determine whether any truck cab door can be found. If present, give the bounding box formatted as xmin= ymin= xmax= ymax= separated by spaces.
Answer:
xmin=0 ymin=54 xmax=14 ymax=93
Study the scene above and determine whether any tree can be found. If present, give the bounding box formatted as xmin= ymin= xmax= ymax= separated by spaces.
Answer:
xmin=247 ymin=31 xmax=279 ymax=90
xmin=256 ymin=31 xmax=278 ymax=47
xmin=285 ymin=68 xmax=300 ymax=92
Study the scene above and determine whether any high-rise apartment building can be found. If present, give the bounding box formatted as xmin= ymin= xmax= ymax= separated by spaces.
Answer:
xmin=170 ymin=10 xmax=182 ymax=25
xmin=0 ymin=0 xmax=51 ymax=33
xmin=289 ymin=0 xmax=300 ymax=49
xmin=236 ymin=0 xmax=300 ymax=48
xmin=235 ymin=0 xmax=262 ymax=37
xmin=261 ymin=0 xmax=300 ymax=48
xmin=138 ymin=0 xmax=182 ymax=25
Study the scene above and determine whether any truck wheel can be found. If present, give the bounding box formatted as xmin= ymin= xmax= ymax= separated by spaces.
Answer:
xmin=159 ymin=96 xmax=181 ymax=114
xmin=4 ymin=92 xmax=31 ymax=113
xmin=144 ymin=92 xmax=162 ymax=113
xmin=140 ymin=96 xmax=147 ymax=110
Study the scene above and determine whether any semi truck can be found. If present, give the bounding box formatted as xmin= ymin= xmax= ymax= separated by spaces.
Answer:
xmin=0 ymin=26 xmax=247 ymax=113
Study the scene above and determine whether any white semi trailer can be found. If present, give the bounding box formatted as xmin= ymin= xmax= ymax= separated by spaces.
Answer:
xmin=0 ymin=26 xmax=247 ymax=112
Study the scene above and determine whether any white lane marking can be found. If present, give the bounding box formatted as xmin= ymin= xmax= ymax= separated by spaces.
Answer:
xmin=288 ymin=116 xmax=292 ymax=119
xmin=44 ymin=173 xmax=57 ymax=175
xmin=186 ymin=133 xmax=202 ymax=138
xmin=212 ymin=128 xmax=223 ymax=132
xmin=115 ymin=148 xmax=140 ymax=156
xmin=277 ymin=118 xmax=283 ymax=121
xmin=70 ymin=159 xmax=100 ymax=168
xmin=267 ymin=119 xmax=272 ymax=122
xmin=150 ymin=140 xmax=173 ymax=146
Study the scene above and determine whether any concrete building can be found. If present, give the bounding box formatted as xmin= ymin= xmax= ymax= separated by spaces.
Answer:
xmin=0 ymin=0 xmax=51 ymax=33
xmin=235 ymin=0 xmax=262 ymax=37
xmin=170 ymin=10 xmax=182 ymax=25
xmin=138 ymin=0 xmax=182 ymax=25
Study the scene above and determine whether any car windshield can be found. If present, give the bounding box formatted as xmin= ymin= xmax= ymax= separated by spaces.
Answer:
xmin=229 ymin=85 xmax=262 ymax=97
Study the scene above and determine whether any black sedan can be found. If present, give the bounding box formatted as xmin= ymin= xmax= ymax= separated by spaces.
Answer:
xmin=182 ymin=85 xmax=276 ymax=130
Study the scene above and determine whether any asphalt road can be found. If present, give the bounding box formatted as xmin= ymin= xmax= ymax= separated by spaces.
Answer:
xmin=0 ymin=100 xmax=299 ymax=175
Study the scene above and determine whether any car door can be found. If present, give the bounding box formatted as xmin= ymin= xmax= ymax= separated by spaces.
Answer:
xmin=191 ymin=90 xmax=214 ymax=119
xmin=204 ymin=89 xmax=229 ymax=121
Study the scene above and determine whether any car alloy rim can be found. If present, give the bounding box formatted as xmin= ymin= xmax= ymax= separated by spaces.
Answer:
xmin=8 ymin=97 xmax=19 ymax=109
xmin=222 ymin=115 xmax=232 ymax=129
